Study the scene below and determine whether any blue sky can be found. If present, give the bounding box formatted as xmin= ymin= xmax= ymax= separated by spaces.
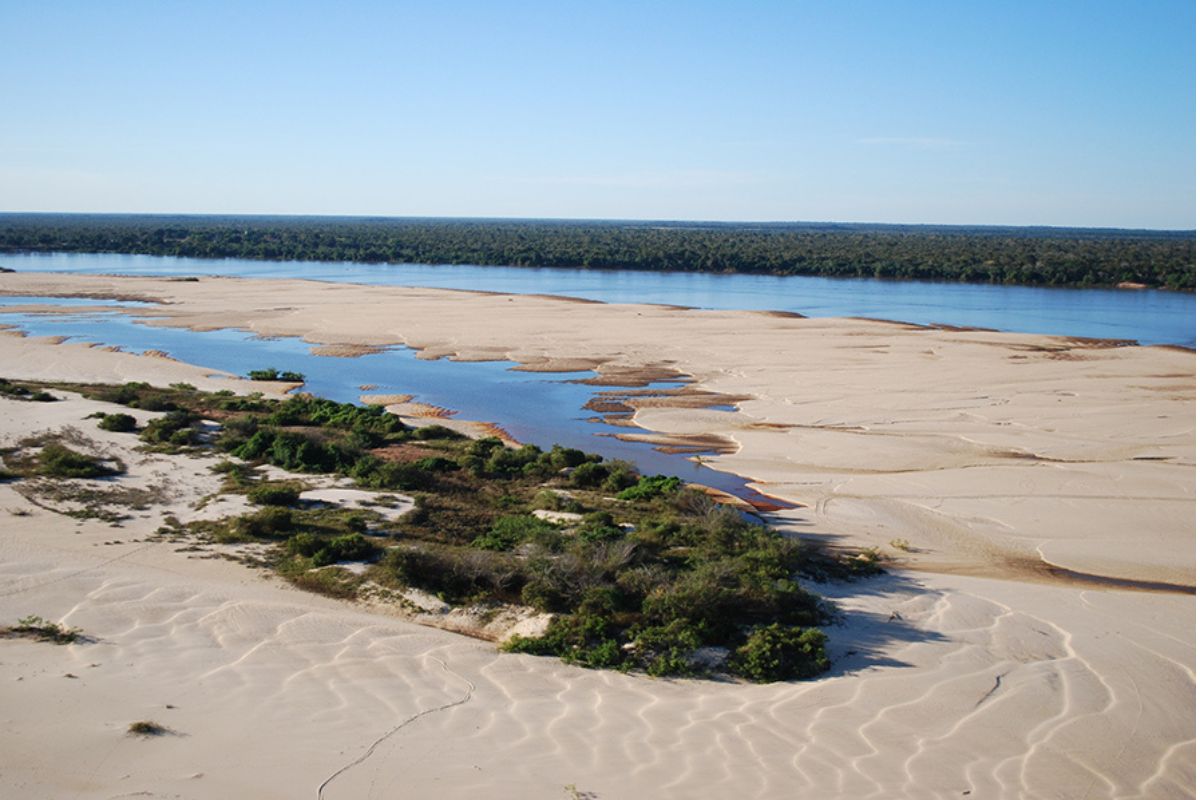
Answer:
xmin=1 ymin=1 xmax=1194 ymax=228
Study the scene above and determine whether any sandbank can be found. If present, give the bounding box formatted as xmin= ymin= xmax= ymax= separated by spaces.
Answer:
xmin=0 ymin=272 xmax=1193 ymax=798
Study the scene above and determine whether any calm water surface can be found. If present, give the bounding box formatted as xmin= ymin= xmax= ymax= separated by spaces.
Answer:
xmin=2 ymin=252 xmax=1194 ymax=346
xmin=0 ymin=305 xmax=757 ymax=497
xmin=1 ymin=252 xmax=1193 ymax=499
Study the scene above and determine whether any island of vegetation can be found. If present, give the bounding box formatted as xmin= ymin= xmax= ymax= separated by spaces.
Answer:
xmin=0 ymin=213 xmax=1193 ymax=289
xmin=0 ymin=376 xmax=882 ymax=682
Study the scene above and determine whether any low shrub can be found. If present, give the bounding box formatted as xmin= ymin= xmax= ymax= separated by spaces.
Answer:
xmin=5 ymin=615 xmax=82 ymax=644
xmin=139 ymin=410 xmax=201 ymax=447
xmin=246 ymin=483 xmax=300 ymax=506
xmin=630 ymin=619 xmax=702 ymax=676
xmin=97 ymin=413 xmax=138 ymax=433
xmin=234 ymin=506 xmax=294 ymax=539
xmin=617 ymin=475 xmax=682 ymax=502
xmin=247 ymin=368 xmax=305 ymax=382
xmin=472 ymin=514 xmax=558 ymax=551
xmin=729 ymin=624 xmax=830 ymax=682
xmin=38 ymin=443 xmax=117 ymax=478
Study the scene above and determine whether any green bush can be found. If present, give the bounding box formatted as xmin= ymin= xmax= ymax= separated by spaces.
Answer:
xmin=247 ymin=483 xmax=300 ymax=506
xmin=472 ymin=514 xmax=557 ymax=551
xmin=577 ymin=511 xmax=625 ymax=543
xmin=139 ymin=410 xmax=201 ymax=447
xmin=97 ymin=413 xmax=138 ymax=433
xmin=601 ymin=461 xmax=639 ymax=492
xmin=37 ymin=443 xmax=117 ymax=478
xmin=617 ymin=475 xmax=682 ymax=501
xmin=385 ymin=545 xmax=523 ymax=601
xmin=352 ymin=457 xmax=433 ymax=490
xmin=730 ymin=624 xmax=830 ymax=682
xmin=630 ymin=620 xmax=702 ymax=676
xmin=413 ymin=425 xmax=464 ymax=440
xmin=287 ymin=532 xmax=378 ymax=566
xmin=247 ymin=368 xmax=305 ymax=382
xmin=569 ymin=461 xmax=608 ymax=488
xmin=234 ymin=507 xmax=294 ymax=539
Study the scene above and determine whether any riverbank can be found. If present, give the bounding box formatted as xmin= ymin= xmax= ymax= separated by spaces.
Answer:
xmin=0 ymin=271 xmax=1192 ymax=585
xmin=0 ymin=273 xmax=1194 ymax=797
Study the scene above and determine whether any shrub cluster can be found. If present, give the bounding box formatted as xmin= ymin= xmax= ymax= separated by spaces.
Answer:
xmin=247 ymin=367 xmax=305 ymax=382
xmin=246 ymin=482 xmax=301 ymax=506
xmin=286 ymin=531 xmax=378 ymax=566
xmin=96 ymin=412 xmax=138 ymax=433
xmin=37 ymin=443 xmax=119 ymax=478
xmin=139 ymin=409 xmax=203 ymax=448
xmin=0 ymin=378 xmax=56 ymax=402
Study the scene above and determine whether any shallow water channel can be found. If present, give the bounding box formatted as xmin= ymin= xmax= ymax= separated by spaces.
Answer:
xmin=0 ymin=299 xmax=766 ymax=500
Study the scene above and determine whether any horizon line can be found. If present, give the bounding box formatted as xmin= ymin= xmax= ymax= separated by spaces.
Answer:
xmin=0 ymin=210 xmax=1194 ymax=236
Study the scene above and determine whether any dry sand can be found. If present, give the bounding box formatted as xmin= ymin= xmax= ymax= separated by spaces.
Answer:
xmin=0 ymin=272 xmax=1193 ymax=798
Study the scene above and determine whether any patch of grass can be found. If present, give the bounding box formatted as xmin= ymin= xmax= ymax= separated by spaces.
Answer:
xmin=3 ymin=615 xmax=82 ymax=644
xmin=37 ymin=442 xmax=121 ymax=479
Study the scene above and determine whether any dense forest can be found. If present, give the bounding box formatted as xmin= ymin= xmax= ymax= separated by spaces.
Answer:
xmin=0 ymin=214 xmax=1193 ymax=289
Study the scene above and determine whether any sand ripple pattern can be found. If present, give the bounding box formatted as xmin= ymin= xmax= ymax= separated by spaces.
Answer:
xmin=0 ymin=545 xmax=1192 ymax=800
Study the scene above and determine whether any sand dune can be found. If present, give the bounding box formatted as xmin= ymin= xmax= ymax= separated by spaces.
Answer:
xmin=0 ymin=274 xmax=1193 ymax=798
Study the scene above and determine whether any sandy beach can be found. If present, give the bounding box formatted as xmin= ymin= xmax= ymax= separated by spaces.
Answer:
xmin=0 ymin=272 xmax=1193 ymax=799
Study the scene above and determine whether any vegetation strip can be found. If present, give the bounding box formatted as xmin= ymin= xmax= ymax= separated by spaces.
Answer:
xmin=2 ymin=376 xmax=885 ymax=681
xmin=0 ymin=215 xmax=1192 ymax=289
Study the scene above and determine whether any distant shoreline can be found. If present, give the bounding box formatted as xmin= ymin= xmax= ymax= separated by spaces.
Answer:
xmin=1 ymin=213 xmax=1193 ymax=291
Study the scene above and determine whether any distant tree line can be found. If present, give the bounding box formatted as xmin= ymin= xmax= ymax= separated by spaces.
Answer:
xmin=0 ymin=214 xmax=1193 ymax=289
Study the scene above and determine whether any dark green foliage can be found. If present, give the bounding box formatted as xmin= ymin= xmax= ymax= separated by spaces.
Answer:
xmin=350 ymin=456 xmax=434 ymax=490
xmin=5 ymin=615 xmax=82 ymax=644
xmin=504 ymin=590 xmax=626 ymax=670
xmin=729 ymin=624 xmax=830 ymax=682
xmin=246 ymin=482 xmax=300 ymax=506
xmin=412 ymin=456 xmax=458 ymax=473
xmin=264 ymin=395 xmax=407 ymax=444
xmin=1 ymin=378 xmax=60 ymax=402
xmin=97 ymin=412 xmax=138 ymax=433
xmin=576 ymin=511 xmax=625 ymax=543
xmin=630 ymin=620 xmax=703 ymax=677
xmin=139 ymin=410 xmax=201 ymax=447
xmin=2 ymin=214 xmax=1192 ymax=289
xmin=384 ymin=545 xmax=524 ymax=602
xmin=472 ymin=514 xmax=558 ymax=551
xmin=569 ymin=461 xmax=608 ymax=488
xmin=232 ymin=429 xmax=353 ymax=473
xmin=617 ymin=475 xmax=682 ymax=501
xmin=286 ymin=531 xmax=378 ymax=566
xmin=247 ymin=367 xmax=305 ymax=382
xmin=413 ymin=425 xmax=465 ymax=440
xmin=37 ymin=443 xmax=118 ymax=478
xmin=234 ymin=506 xmax=294 ymax=539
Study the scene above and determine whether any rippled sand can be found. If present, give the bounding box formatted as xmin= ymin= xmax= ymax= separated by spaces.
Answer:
xmin=0 ymin=274 xmax=1193 ymax=798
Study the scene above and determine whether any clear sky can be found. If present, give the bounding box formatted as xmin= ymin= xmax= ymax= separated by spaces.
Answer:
xmin=1 ymin=1 xmax=1194 ymax=228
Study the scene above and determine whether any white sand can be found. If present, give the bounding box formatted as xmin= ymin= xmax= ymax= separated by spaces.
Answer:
xmin=0 ymin=273 xmax=1193 ymax=798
